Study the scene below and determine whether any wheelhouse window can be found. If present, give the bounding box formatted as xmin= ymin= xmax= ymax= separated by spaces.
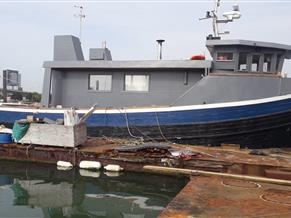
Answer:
xmin=216 ymin=52 xmax=233 ymax=61
xmin=89 ymin=75 xmax=112 ymax=91
xmin=125 ymin=75 xmax=149 ymax=92
xmin=263 ymin=54 xmax=272 ymax=72
xmin=238 ymin=53 xmax=248 ymax=71
xmin=251 ymin=55 xmax=260 ymax=72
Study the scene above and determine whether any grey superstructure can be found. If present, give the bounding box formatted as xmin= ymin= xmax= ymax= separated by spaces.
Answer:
xmin=41 ymin=35 xmax=291 ymax=108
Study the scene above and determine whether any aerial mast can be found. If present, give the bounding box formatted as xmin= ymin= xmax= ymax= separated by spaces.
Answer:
xmin=200 ymin=0 xmax=241 ymax=39
xmin=74 ymin=5 xmax=85 ymax=42
xmin=212 ymin=0 xmax=220 ymax=38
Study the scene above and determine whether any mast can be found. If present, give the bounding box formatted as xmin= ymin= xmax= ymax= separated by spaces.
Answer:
xmin=200 ymin=0 xmax=241 ymax=39
xmin=74 ymin=5 xmax=85 ymax=42
xmin=212 ymin=0 xmax=220 ymax=38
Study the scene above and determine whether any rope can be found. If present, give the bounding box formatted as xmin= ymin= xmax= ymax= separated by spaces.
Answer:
xmin=130 ymin=125 xmax=157 ymax=142
xmin=155 ymin=111 xmax=170 ymax=142
xmin=115 ymin=108 xmax=173 ymax=143
xmin=169 ymin=76 xmax=205 ymax=106
xmin=118 ymin=108 xmax=143 ymax=141
xmin=26 ymin=144 xmax=32 ymax=157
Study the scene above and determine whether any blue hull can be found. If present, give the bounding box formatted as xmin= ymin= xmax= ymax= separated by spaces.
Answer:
xmin=1 ymin=94 xmax=291 ymax=147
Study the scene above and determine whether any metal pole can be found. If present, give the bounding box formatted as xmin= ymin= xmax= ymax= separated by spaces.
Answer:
xmin=2 ymin=70 xmax=7 ymax=103
xmin=156 ymin=39 xmax=165 ymax=60
xmin=158 ymin=43 xmax=162 ymax=60
xmin=79 ymin=6 xmax=83 ymax=41
xmin=212 ymin=0 xmax=220 ymax=37
xmin=74 ymin=5 xmax=85 ymax=42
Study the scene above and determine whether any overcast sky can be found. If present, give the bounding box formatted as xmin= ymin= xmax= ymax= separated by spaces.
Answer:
xmin=0 ymin=0 xmax=291 ymax=92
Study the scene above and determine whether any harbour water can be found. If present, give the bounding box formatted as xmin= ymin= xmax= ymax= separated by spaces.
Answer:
xmin=0 ymin=160 xmax=188 ymax=218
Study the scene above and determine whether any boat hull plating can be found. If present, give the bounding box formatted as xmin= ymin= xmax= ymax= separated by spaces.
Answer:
xmin=1 ymin=94 xmax=291 ymax=148
xmin=85 ymin=111 xmax=291 ymax=148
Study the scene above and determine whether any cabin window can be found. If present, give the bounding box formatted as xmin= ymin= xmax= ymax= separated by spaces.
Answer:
xmin=125 ymin=75 xmax=149 ymax=92
xmin=251 ymin=55 xmax=260 ymax=72
xmin=88 ymin=75 xmax=112 ymax=91
xmin=216 ymin=52 xmax=233 ymax=61
xmin=263 ymin=54 xmax=272 ymax=72
xmin=238 ymin=53 xmax=248 ymax=71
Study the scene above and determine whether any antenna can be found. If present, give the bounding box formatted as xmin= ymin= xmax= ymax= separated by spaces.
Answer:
xmin=199 ymin=0 xmax=241 ymax=39
xmin=74 ymin=5 xmax=85 ymax=42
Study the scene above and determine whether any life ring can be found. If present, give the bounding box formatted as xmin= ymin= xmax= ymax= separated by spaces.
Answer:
xmin=190 ymin=54 xmax=205 ymax=60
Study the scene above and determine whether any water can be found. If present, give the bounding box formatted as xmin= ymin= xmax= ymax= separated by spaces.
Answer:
xmin=0 ymin=160 xmax=188 ymax=218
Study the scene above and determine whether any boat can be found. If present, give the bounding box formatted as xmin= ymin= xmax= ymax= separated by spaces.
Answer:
xmin=1 ymin=0 xmax=291 ymax=148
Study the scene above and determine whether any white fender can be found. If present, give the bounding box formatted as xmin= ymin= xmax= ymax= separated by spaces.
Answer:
xmin=57 ymin=161 xmax=73 ymax=168
xmin=79 ymin=161 xmax=102 ymax=169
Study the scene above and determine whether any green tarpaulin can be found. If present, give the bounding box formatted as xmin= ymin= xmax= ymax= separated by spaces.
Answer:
xmin=12 ymin=121 xmax=30 ymax=142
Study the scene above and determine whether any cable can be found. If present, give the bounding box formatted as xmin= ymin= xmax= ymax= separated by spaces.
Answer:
xmin=118 ymin=108 xmax=144 ymax=141
xmin=169 ymin=76 xmax=205 ymax=106
xmin=130 ymin=125 xmax=157 ymax=142
xmin=155 ymin=111 xmax=171 ymax=143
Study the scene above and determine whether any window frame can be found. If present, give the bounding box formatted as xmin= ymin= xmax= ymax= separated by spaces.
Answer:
xmin=251 ymin=54 xmax=261 ymax=72
xmin=88 ymin=74 xmax=113 ymax=92
xmin=263 ymin=53 xmax=273 ymax=73
xmin=276 ymin=54 xmax=283 ymax=72
xmin=238 ymin=52 xmax=248 ymax=72
xmin=216 ymin=52 xmax=234 ymax=62
xmin=124 ymin=74 xmax=150 ymax=92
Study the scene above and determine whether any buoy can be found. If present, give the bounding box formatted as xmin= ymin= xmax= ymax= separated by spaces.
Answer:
xmin=0 ymin=133 xmax=13 ymax=144
xmin=57 ymin=161 xmax=73 ymax=168
xmin=79 ymin=169 xmax=100 ymax=178
xmin=79 ymin=161 xmax=101 ymax=170
xmin=104 ymin=164 xmax=123 ymax=172
xmin=190 ymin=54 xmax=205 ymax=60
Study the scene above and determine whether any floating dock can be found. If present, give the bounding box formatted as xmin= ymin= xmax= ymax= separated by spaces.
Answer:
xmin=159 ymin=176 xmax=291 ymax=218
xmin=1 ymin=138 xmax=291 ymax=217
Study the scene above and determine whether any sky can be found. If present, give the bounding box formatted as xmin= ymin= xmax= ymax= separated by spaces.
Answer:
xmin=0 ymin=0 xmax=291 ymax=92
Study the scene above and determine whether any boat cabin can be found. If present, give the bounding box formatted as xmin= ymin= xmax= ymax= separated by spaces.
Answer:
xmin=41 ymin=35 xmax=211 ymax=108
xmin=41 ymin=35 xmax=291 ymax=108
xmin=207 ymin=39 xmax=291 ymax=74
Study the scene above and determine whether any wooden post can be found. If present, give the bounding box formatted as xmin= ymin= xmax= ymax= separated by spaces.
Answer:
xmin=143 ymin=165 xmax=291 ymax=186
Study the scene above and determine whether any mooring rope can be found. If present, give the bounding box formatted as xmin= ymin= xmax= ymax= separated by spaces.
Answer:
xmin=26 ymin=144 xmax=32 ymax=157
xmin=115 ymin=108 xmax=172 ymax=143
xmin=155 ymin=111 xmax=170 ymax=142
xmin=118 ymin=108 xmax=144 ymax=141
xmin=169 ymin=77 xmax=204 ymax=106
xmin=130 ymin=125 xmax=157 ymax=142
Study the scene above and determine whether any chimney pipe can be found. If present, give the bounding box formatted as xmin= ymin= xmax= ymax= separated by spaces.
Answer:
xmin=156 ymin=39 xmax=165 ymax=60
